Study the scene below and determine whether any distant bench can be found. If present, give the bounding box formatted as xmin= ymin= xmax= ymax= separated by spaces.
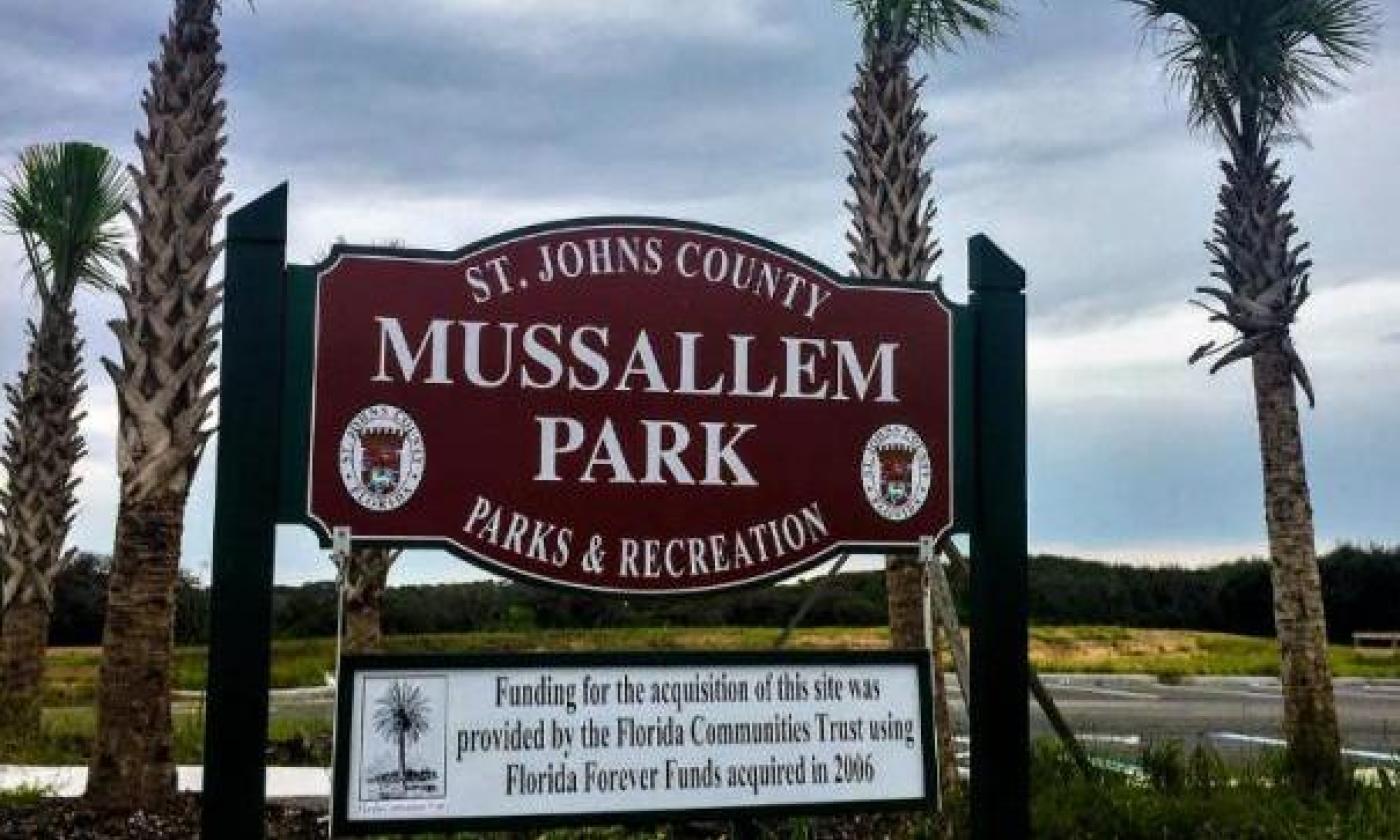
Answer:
xmin=1353 ymin=632 xmax=1400 ymax=657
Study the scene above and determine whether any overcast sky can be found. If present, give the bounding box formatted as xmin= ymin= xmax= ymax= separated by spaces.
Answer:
xmin=1 ymin=1 xmax=1396 ymax=586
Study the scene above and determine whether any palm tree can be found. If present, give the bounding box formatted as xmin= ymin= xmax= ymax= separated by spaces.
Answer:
xmin=0 ymin=143 xmax=130 ymax=733
xmin=839 ymin=0 xmax=1008 ymax=650
xmin=840 ymin=4 xmax=1007 ymax=811
xmin=86 ymin=0 xmax=230 ymax=809
xmin=343 ymin=548 xmax=401 ymax=654
xmin=373 ymin=680 xmax=432 ymax=792
xmin=1129 ymin=0 xmax=1379 ymax=793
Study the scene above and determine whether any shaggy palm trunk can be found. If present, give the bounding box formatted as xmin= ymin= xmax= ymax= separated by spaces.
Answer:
xmin=87 ymin=0 xmax=226 ymax=809
xmin=1252 ymin=345 xmax=1342 ymax=791
xmin=343 ymin=548 xmax=397 ymax=654
xmin=0 ymin=306 xmax=85 ymax=732
xmin=1216 ymin=143 xmax=1342 ymax=792
xmin=885 ymin=562 xmax=925 ymax=648
xmin=844 ymin=35 xmax=941 ymax=652
xmin=845 ymin=36 xmax=958 ymax=818
xmin=0 ymin=601 xmax=50 ymax=731
xmin=89 ymin=500 xmax=183 ymax=806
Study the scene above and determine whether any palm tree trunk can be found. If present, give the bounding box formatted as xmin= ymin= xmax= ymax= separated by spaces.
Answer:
xmin=344 ymin=590 xmax=385 ymax=655
xmin=398 ymin=734 xmax=408 ymax=791
xmin=1251 ymin=344 xmax=1343 ymax=792
xmin=86 ymin=498 xmax=183 ymax=809
xmin=1 ymin=306 xmax=85 ymax=733
xmin=88 ymin=0 xmax=225 ymax=808
xmin=0 ymin=600 xmax=50 ymax=731
xmin=845 ymin=35 xmax=941 ymax=651
xmin=1211 ymin=141 xmax=1344 ymax=793
xmin=343 ymin=548 xmax=396 ymax=654
xmin=886 ymin=559 xmax=925 ymax=648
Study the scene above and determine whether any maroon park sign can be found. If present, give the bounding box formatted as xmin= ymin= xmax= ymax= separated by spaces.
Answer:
xmin=305 ymin=219 xmax=954 ymax=595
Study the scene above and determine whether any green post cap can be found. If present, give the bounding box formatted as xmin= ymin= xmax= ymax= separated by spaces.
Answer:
xmin=969 ymin=234 xmax=1026 ymax=292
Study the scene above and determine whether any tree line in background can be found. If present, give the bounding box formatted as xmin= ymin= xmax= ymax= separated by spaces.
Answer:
xmin=37 ymin=544 xmax=1399 ymax=647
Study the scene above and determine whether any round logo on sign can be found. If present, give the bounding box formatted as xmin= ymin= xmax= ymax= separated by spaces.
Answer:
xmin=860 ymin=424 xmax=932 ymax=522
xmin=338 ymin=404 xmax=426 ymax=511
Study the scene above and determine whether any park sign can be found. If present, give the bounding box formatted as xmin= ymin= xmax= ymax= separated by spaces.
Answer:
xmin=204 ymin=188 xmax=1028 ymax=840
xmin=202 ymin=191 xmax=1031 ymax=840
xmin=303 ymin=219 xmax=955 ymax=595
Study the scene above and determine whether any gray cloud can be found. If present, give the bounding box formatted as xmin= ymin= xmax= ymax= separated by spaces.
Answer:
xmin=1 ymin=0 xmax=1396 ymax=582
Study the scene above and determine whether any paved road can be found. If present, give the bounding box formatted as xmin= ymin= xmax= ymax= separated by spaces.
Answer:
xmin=942 ymin=675 xmax=1400 ymax=767
xmin=9 ymin=676 xmax=1394 ymax=801
xmin=250 ymin=674 xmax=1399 ymax=768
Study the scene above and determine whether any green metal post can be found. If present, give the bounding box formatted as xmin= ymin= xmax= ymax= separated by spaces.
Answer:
xmin=967 ymin=234 xmax=1029 ymax=839
xmin=201 ymin=184 xmax=288 ymax=840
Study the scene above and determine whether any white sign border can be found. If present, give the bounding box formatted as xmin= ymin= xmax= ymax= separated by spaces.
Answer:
xmin=330 ymin=649 xmax=938 ymax=836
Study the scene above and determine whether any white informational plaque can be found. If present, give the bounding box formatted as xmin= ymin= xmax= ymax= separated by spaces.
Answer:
xmin=332 ymin=650 xmax=936 ymax=835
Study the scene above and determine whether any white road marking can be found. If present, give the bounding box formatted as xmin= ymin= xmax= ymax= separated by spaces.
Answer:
xmin=1334 ymin=688 xmax=1399 ymax=701
xmin=1158 ymin=684 xmax=1280 ymax=700
xmin=1046 ymin=683 xmax=1159 ymax=700
xmin=1077 ymin=733 xmax=1142 ymax=746
xmin=1210 ymin=732 xmax=1400 ymax=764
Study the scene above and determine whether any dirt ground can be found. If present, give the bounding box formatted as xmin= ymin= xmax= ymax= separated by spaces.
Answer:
xmin=0 ymin=799 xmax=939 ymax=839
xmin=0 ymin=795 xmax=322 ymax=839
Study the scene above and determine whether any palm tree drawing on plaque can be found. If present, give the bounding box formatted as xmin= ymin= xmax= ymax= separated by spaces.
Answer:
xmin=365 ymin=678 xmax=444 ymax=799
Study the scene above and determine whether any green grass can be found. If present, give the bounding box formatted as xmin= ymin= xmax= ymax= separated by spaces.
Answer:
xmin=36 ymin=627 xmax=892 ymax=706
xmin=1031 ymin=740 xmax=1400 ymax=839
xmin=7 ymin=732 xmax=1398 ymax=840
xmin=0 ymin=782 xmax=52 ymax=808
xmin=1029 ymin=625 xmax=1400 ymax=679
xmin=30 ymin=626 xmax=1400 ymax=708
xmin=0 ymin=705 xmax=338 ymax=766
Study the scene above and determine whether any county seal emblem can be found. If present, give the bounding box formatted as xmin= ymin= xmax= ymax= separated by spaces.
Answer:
xmin=860 ymin=424 xmax=932 ymax=522
xmin=339 ymin=404 xmax=426 ymax=511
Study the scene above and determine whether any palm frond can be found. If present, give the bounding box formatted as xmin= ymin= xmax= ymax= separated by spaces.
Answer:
xmin=1127 ymin=0 xmax=1379 ymax=144
xmin=2 ymin=142 xmax=132 ymax=306
xmin=372 ymin=681 xmax=433 ymax=744
xmin=844 ymin=0 xmax=1011 ymax=52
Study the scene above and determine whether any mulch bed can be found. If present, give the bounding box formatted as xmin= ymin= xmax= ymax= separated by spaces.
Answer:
xmin=2 ymin=799 xmax=938 ymax=839
xmin=0 ymin=795 xmax=323 ymax=839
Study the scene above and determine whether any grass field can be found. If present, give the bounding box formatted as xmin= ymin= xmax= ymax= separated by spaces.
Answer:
xmin=32 ymin=625 xmax=1400 ymax=709
xmin=1030 ymin=626 xmax=1400 ymax=678
xmin=7 ymin=706 xmax=332 ymax=766
xmin=4 ymin=625 xmax=1398 ymax=769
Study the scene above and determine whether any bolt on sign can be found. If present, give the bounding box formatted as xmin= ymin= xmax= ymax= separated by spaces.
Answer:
xmin=302 ymin=219 xmax=955 ymax=594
